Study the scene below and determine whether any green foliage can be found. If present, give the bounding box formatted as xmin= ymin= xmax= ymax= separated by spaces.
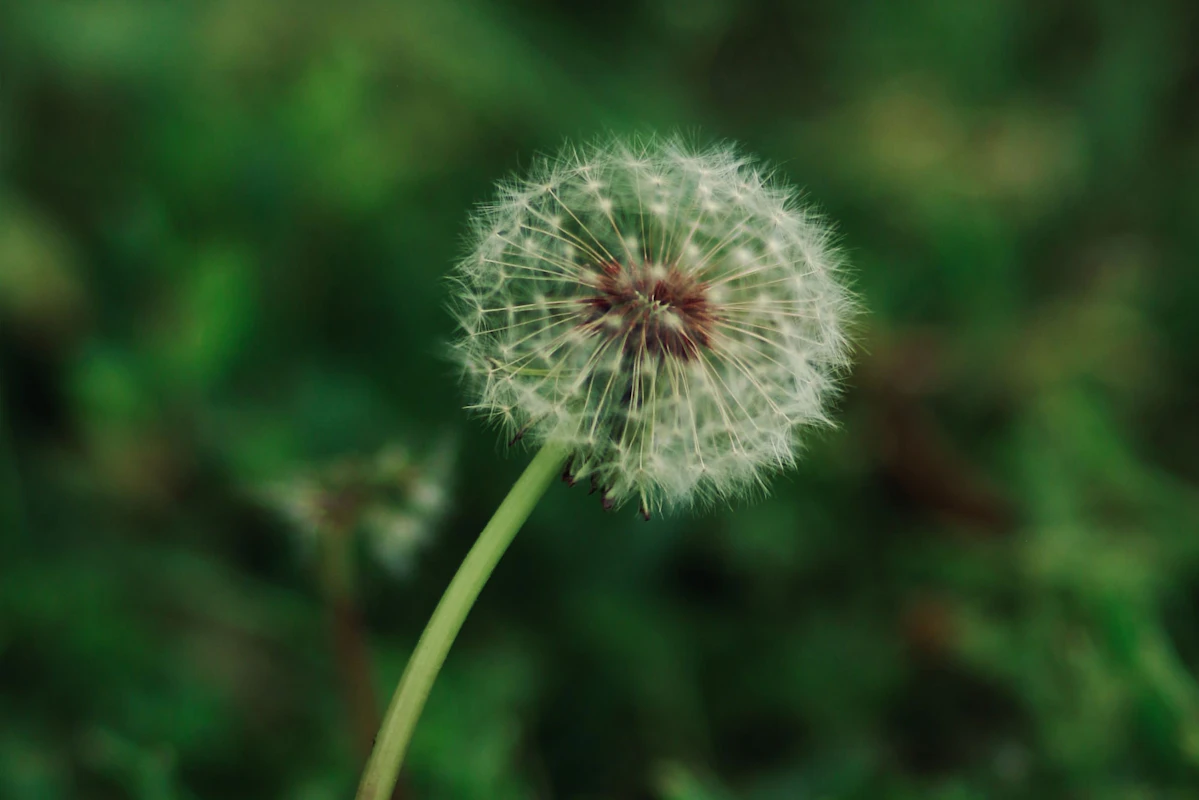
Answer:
xmin=2 ymin=0 xmax=1198 ymax=797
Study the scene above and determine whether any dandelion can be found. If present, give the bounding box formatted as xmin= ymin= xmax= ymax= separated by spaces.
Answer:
xmin=357 ymin=135 xmax=854 ymax=800
xmin=258 ymin=437 xmax=455 ymax=772
xmin=259 ymin=436 xmax=457 ymax=575
xmin=452 ymin=135 xmax=851 ymax=518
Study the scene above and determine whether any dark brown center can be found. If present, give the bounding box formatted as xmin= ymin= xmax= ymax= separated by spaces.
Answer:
xmin=578 ymin=260 xmax=715 ymax=361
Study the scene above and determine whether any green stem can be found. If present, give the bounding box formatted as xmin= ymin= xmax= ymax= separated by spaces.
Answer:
xmin=355 ymin=441 xmax=569 ymax=800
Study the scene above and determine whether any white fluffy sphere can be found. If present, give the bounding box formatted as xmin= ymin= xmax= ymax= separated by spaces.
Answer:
xmin=451 ymin=136 xmax=853 ymax=517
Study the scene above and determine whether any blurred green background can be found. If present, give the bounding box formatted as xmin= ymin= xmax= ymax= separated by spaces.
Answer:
xmin=3 ymin=1 xmax=1199 ymax=798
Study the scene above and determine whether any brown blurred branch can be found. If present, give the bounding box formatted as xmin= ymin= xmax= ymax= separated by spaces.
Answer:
xmin=320 ymin=518 xmax=409 ymax=800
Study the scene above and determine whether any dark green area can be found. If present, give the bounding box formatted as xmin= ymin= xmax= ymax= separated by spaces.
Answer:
xmin=3 ymin=1 xmax=1199 ymax=798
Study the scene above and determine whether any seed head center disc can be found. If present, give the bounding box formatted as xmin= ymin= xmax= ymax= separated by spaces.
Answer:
xmin=581 ymin=259 xmax=715 ymax=361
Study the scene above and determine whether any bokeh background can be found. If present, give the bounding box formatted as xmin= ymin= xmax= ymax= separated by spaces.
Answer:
xmin=3 ymin=1 xmax=1199 ymax=798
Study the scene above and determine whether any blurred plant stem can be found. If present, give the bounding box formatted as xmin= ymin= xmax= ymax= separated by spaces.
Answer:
xmin=356 ymin=441 xmax=569 ymax=800
xmin=318 ymin=519 xmax=413 ymax=800
xmin=0 ymin=374 xmax=25 ymax=544
xmin=317 ymin=519 xmax=382 ymax=766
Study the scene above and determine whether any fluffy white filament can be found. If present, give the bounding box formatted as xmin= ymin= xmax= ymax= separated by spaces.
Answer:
xmin=451 ymin=135 xmax=853 ymax=517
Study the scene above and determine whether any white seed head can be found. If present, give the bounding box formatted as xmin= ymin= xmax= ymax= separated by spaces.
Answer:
xmin=258 ymin=435 xmax=457 ymax=575
xmin=451 ymin=135 xmax=854 ymax=517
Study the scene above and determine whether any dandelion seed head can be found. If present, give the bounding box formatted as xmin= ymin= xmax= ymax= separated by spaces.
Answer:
xmin=451 ymin=135 xmax=854 ymax=516
xmin=258 ymin=435 xmax=458 ymax=576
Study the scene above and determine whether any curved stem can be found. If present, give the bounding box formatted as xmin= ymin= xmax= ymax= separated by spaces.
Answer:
xmin=356 ymin=441 xmax=570 ymax=800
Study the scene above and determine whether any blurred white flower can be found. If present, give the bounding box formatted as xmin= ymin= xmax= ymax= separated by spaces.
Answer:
xmin=259 ymin=434 xmax=457 ymax=576
xmin=451 ymin=135 xmax=853 ymax=517
xmin=360 ymin=435 xmax=456 ymax=575
xmin=360 ymin=510 xmax=426 ymax=577
xmin=260 ymin=474 xmax=327 ymax=548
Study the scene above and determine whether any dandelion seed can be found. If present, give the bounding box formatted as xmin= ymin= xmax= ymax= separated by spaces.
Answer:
xmin=451 ymin=135 xmax=853 ymax=517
